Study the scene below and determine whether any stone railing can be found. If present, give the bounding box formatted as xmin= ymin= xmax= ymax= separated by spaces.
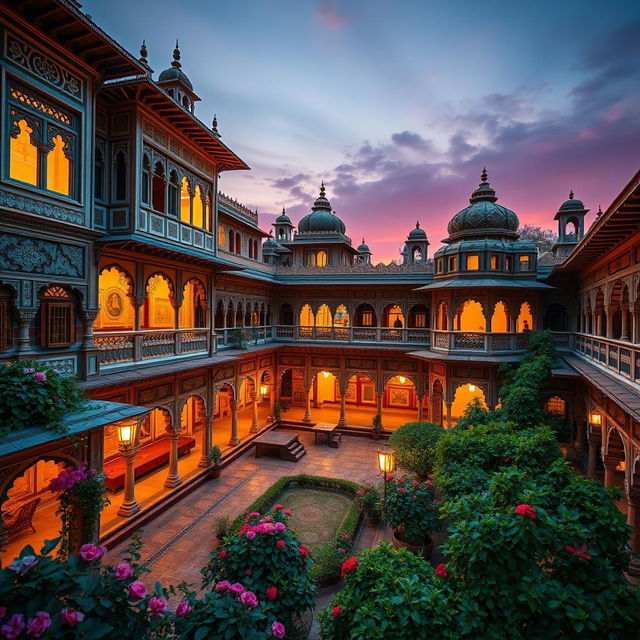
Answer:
xmin=218 ymin=191 xmax=259 ymax=225
xmin=217 ymin=249 xmax=275 ymax=272
xmin=576 ymin=333 xmax=639 ymax=380
xmin=431 ymin=330 xmax=530 ymax=354
xmin=274 ymin=261 xmax=434 ymax=275
xmin=94 ymin=328 xmax=209 ymax=367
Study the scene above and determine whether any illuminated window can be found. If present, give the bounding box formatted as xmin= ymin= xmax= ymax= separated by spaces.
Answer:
xmin=466 ymin=255 xmax=479 ymax=270
xmin=193 ymin=185 xmax=204 ymax=228
xmin=545 ymin=396 xmax=566 ymax=416
xmin=46 ymin=135 xmax=71 ymax=195
xmin=317 ymin=250 xmax=328 ymax=266
xmin=180 ymin=177 xmax=191 ymax=223
xmin=519 ymin=255 xmax=531 ymax=271
xmin=490 ymin=255 xmax=499 ymax=270
xmin=306 ymin=252 xmax=317 ymax=266
xmin=437 ymin=259 xmax=443 ymax=273
xmin=385 ymin=304 xmax=405 ymax=328
xmin=448 ymin=256 xmax=457 ymax=271
xmin=10 ymin=119 xmax=38 ymax=186
xmin=218 ymin=224 xmax=226 ymax=247
xmin=455 ymin=299 xmax=486 ymax=332
xmin=491 ymin=301 xmax=508 ymax=332
xmin=235 ymin=232 xmax=241 ymax=254
xmin=516 ymin=302 xmax=533 ymax=332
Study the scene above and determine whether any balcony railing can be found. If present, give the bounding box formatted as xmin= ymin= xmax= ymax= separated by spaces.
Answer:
xmin=94 ymin=328 xmax=210 ymax=367
xmin=431 ymin=330 xmax=531 ymax=354
xmin=576 ymin=333 xmax=639 ymax=380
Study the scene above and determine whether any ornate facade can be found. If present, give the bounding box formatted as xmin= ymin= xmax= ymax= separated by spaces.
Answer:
xmin=2 ymin=0 xmax=640 ymax=557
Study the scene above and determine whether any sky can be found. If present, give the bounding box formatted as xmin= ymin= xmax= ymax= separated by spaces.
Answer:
xmin=88 ymin=0 xmax=640 ymax=262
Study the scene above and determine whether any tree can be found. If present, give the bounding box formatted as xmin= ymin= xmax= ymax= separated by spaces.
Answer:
xmin=518 ymin=225 xmax=556 ymax=253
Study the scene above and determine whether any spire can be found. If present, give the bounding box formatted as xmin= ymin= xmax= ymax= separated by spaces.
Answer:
xmin=139 ymin=40 xmax=148 ymax=65
xmin=469 ymin=167 xmax=497 ymax=203
xmin=362 ymin=237 xmax=365 ymax=244
xmin=480 ymin=166 xmax=488 ymax=183
xmin=282 ymin=205 xmax=286 ymax=214
xmin=569 ymin=189 xmax=574 ymax=200
xmin=597 ymin=204 xmax=603 ymax=218
xmin=211 ymin=114 xmax=220 ymax=137
xmin=416 ymin=220 xmax=420 ymax=229
xmin=319 ymin=181 xmax=326 ymax=198
xmin=172 ymin=39 xmax=181 ymax=69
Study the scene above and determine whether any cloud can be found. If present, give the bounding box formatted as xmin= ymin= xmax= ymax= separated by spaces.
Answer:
xmin=315 ymin=0 xmax=346 ymax=29
xmin=271 ymin=172 xmax=310 ymax=190
xmin=391 ymin=130 xmax=430 ymax=151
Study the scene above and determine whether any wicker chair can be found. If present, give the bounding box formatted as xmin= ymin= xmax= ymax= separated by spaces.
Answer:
xmin=3 ymin=497 xmax=41 ymax=540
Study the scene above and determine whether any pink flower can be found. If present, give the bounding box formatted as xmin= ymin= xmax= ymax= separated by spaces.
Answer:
xmin=128 ymin=580 xmax=147 ymax=600
xmin=272 ymin=621 xmax=286 ymax=638
xmin=273 ymin=504 xmax=283 ymax=510
xmin=283 ymin=508 xmax=292 ymax=516
xmin=341 ymin=533 xmax=350 ymax=539
xmin=514 ymin=504 xmax=536 ymax=520
xmin=215 ymin=580 xmax=231 ymax=591
xmin=246 ymin=530 xmax=256 ymax=540
xmin=387 ymin=474 xmax=395 ymax=481
xmin=26 ymin=612 xmax=51 ymax=638
xmin=218 ymin=548 xmax=227 ymax=560
xmin=267 ymin=585 xmax=278 ymax=600
xmin=34 ymin=372 xmax=47 ymax=382
xmin=397 ymin=487 xmax=405 ymax=493
xmin=175 ymin=601 xmax=193 ymax=618
xmin=79 ymin=543 xmax=107 ymax=562
xmin=435 ymin=563 xmax=448 ymax=579
xmin=338 ymin=548 xmax=346 ymax=553
xmin=332 ymin=606 xmax=342 ymax=618
xmin=299 ymin=544 xmax=309 ymax=558
xmin=565 ymin=543 xmax=592 ymax=560
xmin=113 ymin=562 xmax=133 ymax=580
xmin=249 ymin=511 xmax=260 ymax=518
xmin=274 ymin=522 xmax=286 ymax=532
xmin=1 ymin=614 xmax=25 ymax=639
xmin=276 ymin=539 xmax=285 ymax=549
xmin=426 ymin=479 xmax=434 ymax=488
xmin=148 ymin=597 xmax=167 ymax=617
xmin=228 ymin=583 xmax=245 ymax=594
xmin=239 ymin=591 xmax=259 ymax=607
xmin=412 ymin=480 xmax=420 ymax=487
xmin=356 ymin=489 xmax=364 ymax=496
xmin=61 ymin=608 xmax=85 ymax=627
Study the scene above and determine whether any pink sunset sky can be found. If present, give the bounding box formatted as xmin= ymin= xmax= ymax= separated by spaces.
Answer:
xmin=91 ymin=0 xmax=640 ymax=262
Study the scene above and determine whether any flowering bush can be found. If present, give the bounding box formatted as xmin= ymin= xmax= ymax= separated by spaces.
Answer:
xmin=388 ymin=421 xmax=444 ymax=478
xmin=311 ymin=532 xmax=354 ymax=587
xmin=383 ymin=476 xmax=440 ymax=545
xmin=202 ymin=507 xmax=316 ymax=634
xmin=319 ymin=543 xmax=455 ymax=640
xmin=354 ymin=482 xmax=382 ymax=520
xmin=0 ymin=361 xmax=85 ymax=436
xmin=49 ymin=463 xmax=110 ymax=559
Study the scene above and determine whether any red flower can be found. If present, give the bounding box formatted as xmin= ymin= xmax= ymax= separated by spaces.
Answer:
xmin=435 ymin=563 xmax=448 ymax=579
xmin=332 ymin=606 xmax=342 ymax=618
xmin=387 ymin=474 xmax=395 ymax=481
xmin=218 ymin=548 xmax=227 ymax=560
xmin=274 ymin=504 xmax=283 ymax=510
xmin=426 ymin=479 xmax=434 ymax=488
xmin=565 ymin=543 xmax=591 ymax=560
xmin=283 ymin=508 xmax=292 ymax=516
xmin=503 ymin=457 xmax=511 ymax=463
xmin=299 ymin=544 xmax=309 ymax=558
xmin=412 ymin=480 xmax=419 ymax=487
xmin=514 ymin=504 xmax=536 ymax=519
xmin=267 ymin=586 xmax=278 ymax=600
xmin=238 ymin=524 xmax=250 ymax=535
xmin=276 ymin=539 xmax=285 ymax=549
xmin=341 ymin=556 xmax=359 ymax=577
xmin=397 ymin=487 xmax=405 ymax=494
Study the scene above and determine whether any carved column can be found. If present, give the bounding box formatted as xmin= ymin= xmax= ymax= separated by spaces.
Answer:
xmin=376 ymin=391 xmax=384 ymax=430
xmin=303 ymin=386 xmax=312 ymax=423
xmin=16 ymin=310 xmax=36 ymax=355
xmin=445 ymin=402 xmax=452 ymax=429
xmin=228 ymin=400 xmax=240 ymax=446
xmin=627 ymin=486 xmax=640 ymax=553
xmin=118 ymin=443 xmax=141 ymax=517
xmin=199 ymin=408 xmax=214 ymax=468
xmin=622 ymin=307 xmax=630 ymax=341
xmin=338 ymin=388 xmax=347 ymax=427
xmin=164 ymin=426 xmax=182 ymax=489
xmin=602 ymin=455 xmax=619 ymax=488
xmin=587 ymin=431 xmax=600 ymax=478
xmin=82 ymin=309 xmax=99 ymax=349
xmin=417 ymin=395 xmax=424 ymax=422
xmin=250 ymin=392 xmax=260 ymax=433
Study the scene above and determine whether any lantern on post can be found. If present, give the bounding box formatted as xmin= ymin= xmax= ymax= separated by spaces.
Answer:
xmin=116 ymin=420 xmax=141 ymax=517
xmin=377 ymin=444 xmax=396 ymax=522
xmin=588 ymin=411 xmax=602 ymax=427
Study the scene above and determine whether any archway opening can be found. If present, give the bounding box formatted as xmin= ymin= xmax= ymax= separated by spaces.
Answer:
xmin=142 ymin=275 xmax=175 ymax=330
xmin=606 ymin=428 xmax=626 ymax=491
xmin=299 ymin=304 xmax=314 ymax=338
xmin=451 ymin=383 xmax=487 ymax=424
xmin=435 ymin=301 xmax=448 ymax=331
xmin=354 ymin=304 xmax=376 ymax=328
xmin=334 ymin=304 xmax=349 ymax=339
xmin=95 ymin=266 xmax=134 ymax=331
xmin=179 ymin=279 xmax=207 ymax=329
xmin=279 ymin=303 xmax=293 ymax=325
xmin=383 ymin=304 xmax=404 ymax=328
xmin=516 ymin=302 xmax=533 ymax=333
xmin=212 ymin=383 xmax=234 ymax=450
xmin=408 ymin=304 xmax=429 ymax=329
xmin=491 ymin=301 xmax=509 ymax=332
xmin=382 ymin=375 xmax=419 ymax=430
xmin=455 ymin=300 xmax=486 ymax=332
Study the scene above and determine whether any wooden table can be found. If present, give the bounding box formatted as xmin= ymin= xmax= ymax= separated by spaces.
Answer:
xmin=312 ymin=422 xmax=338 ymax=445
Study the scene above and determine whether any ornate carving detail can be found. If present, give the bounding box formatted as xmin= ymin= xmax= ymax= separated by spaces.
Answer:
xmin=0 ymin=233 xmax=84 ymax=277
xmin=0 ymin=188 xmax=83 ymax=225
xmin=35 ymin=356 xmax=77 ymax=374
xmin=137 ymin=383 xmax=173 ymax=405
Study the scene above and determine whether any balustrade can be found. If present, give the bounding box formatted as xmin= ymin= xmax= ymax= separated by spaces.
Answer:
xmin=576 ymin=333 xmax=640 ymax=380
xmin=431 ymin=330 xmax=532 ymax=354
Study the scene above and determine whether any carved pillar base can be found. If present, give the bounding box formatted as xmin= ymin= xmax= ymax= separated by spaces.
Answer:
xmin=118 ymin=452 xmax=140 ymax=517
xmin=250 ymin=393 xmax=260 ymax=433
xmin=164 ymin=431 xmax=182 ymax=489
xmin=199 ymin=413 xmax=214 ymax=468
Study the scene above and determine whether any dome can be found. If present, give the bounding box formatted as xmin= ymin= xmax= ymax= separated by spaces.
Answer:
xmin=559 ymin=191 xmax=585 ymax=212
xmin=263 ymin=235 xmax=279 ymax=248
xmin=408 ymin=221 xmax=427 ymax=240
xmin=298 ymin=183 xmax=346 ymax=234
xmin=357 ymin=238 xmax=371 ymax=253
xmin=275 ymin=206 xmax=292 ymax=224
xmin=158 ymin=41 xmax=193 ymax=91
xmin=446 ymin=168 xmax=519 ymax=241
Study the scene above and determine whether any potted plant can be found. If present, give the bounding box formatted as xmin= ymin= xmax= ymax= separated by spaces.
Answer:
xmin=355 ymin=483 xmax=382 ymax=523
xmin=213 ymin=515 xmax=233 ymax=547
xmin=371 ymin=413 xmax=382 ymax=440
xmin=384 ymin=475 xmax=440 ymax=559
xmin=208 ymin=445 xmax=222 ymax=479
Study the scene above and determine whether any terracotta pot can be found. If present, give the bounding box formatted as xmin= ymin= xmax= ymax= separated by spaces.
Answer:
xmin=392 ymin=531 xmax=433 ymax=560
xmin=209 ymin=467 xmax=221 ymax=479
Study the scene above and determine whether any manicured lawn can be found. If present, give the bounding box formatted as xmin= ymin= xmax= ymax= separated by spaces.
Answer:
xmin=278 ymin=487 xmax=354 ymax=550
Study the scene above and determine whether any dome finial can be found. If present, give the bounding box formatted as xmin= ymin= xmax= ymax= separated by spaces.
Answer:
xmin=597 ymin=204 xmax=603 ymax=217
xmin=172 ymin=39 xmax=181 ymax=69
xmin=211 ymin=114 xmax=220 ymax=137
xmin=140 ymin=40 xmax=148 ymax=65
xmin=362 ymin=237 xmax=365 ymax=244
xmin=569 ymin=189 xmax=574 ymax=200
xmin=319 ymin=181 xmax=325 ymax=198
xmin=481 ymin=166 xmax=488 ymax=183
xmin=416 ymin=220 xmax=420 ymax=229
xmin=282 ymin=205 xmax=286 ymax=214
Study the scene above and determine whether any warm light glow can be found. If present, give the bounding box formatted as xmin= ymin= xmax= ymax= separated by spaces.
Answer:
xmin=516 ymin=302 xmax=534 ymax=332
xmin=260 ymin=385 xmax=268 ymax=396
xmin=218 ymin=224 xmax=226 ymax=247
xmin=451 ymin=383 xmax=487 ymax=421
xmin=398 ymin=376 xmax=406 ymax=384
xmin=299 ymin=304 xmax=314 ymax=327
xmin=46 ymin=135 xmax=71 ymax=195
xmin=180 ymin=177 xmax=191 ymax=223
xmin=193 ymin=184 xmax=204 ymax=228
xmin=95 ymin=266 xmax=135 ymax=330
xmin=468 ymin=384 xmax=476 ymax=392
xmin=588 ymin=411 xmax=602 ymax=426
xmin=455 ymin=299 xmax=486 ymax=332
xmin=616 ymin=461 xmax=626 ymax=472
xmin=317 ymin=250 xmax=328 ymax=266
xmin=466 ymin=254 xmax=479 ymax=270
xmin=322 ymin=370 xmax=330 ymax=378
xmin=117 ymin=423 xmax=136 ymax=445
xmin=10 ymin=119 xmax=38 ymax=186
xmin=491 ymin=301 xmax=509 ymax=333
xmin=316 ymin=304 xmax=332 ymax=327
xmin=377 ymin=446 xmax=396 ymax=473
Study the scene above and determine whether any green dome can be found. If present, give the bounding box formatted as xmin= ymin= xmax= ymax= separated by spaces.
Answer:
xmin=275 ymin=206 xmax=292 ymax=224
xmin=559 ymin=191 xmax=585 ymax=212
xmin=408 ymin=221 xmax=427 ymax=240
xmin=298 ymin=184 xmax=346 ymax=234
xmin=357 ymin=238 xmax=370 ymax=253
xmin=158 ymin=66 xmax=193 ymax=90
xmin=447 ymin=169 xmax=519 ymax=241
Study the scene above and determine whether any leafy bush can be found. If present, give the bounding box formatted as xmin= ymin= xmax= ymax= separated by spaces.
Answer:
xmin=389 ymin=422 xmax=444 ymax=477
xmin=452 ymin=397 xmax=494 ymax=430
xmin=355 ymin=482 xmax=382 ymax=520
xmin=0 ymin=361 xmax=85 ymax=436
xmin=319 ymin=543 xmax=455 ymax=640
xmin=311 ymin=532 xmax=354 ymax=587
xmin=202 ymin=507 xmax=316 ymax=634
xmin=384 ymin=475 xmax=440 ymax=545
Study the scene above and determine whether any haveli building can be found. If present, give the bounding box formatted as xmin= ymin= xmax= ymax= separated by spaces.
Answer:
xmin=2 ymin=0 xmax=640 ymax=559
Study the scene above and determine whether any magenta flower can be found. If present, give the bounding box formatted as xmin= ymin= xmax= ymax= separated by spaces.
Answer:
xmin=128 ymin=580 xmax=147 ymax=600
xmin=0 ymin=614 xmax=25 ymax=639
xmin=514 ymin=504 xmax=537 ymax=519
xmin=148 ymin=597 xmax=167 ymax=617
xmin=246 ymin=530 xmax=256 ymax=540
xmin=34 ymin=371 xmax=47 ymax=382
xmin=113 ymin=562 xmax=133 ymax=580
xmin=61 ymin=608 xmax=85 ymax=627
xmin=228 ymin=583 xmax=245 ymax=595
xmin=26 ymin=612 xmax=51 ymax=638
xmin=239 ymin=591 xmax=259 ymax=607
xmin=79 ymin=543 xmax=106 ymax=562
xmin=215 ymin=580 xmax=231 ymax=591
xmin=249 ymin=511 xmax=260 ymax=518
xmin=274 ymin=522 xmax=286 ymax=532
xmin=272 ymin=621 xmax=286 ymax=638
xmin=175 ymin=601 xmax=193 ymax=618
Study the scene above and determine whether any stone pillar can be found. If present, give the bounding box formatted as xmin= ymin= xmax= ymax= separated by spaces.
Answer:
xmin=82 ymin=309 xmax=99 ymax=349
xmin=603 ymin=455 xmax=619 ymax=488
xmin=164 ymin=428 xmax=182 ymax=488
xmin=587 ymin=433 xmax=599 ymax=478
xmin=228 ymin=400 xmax=240 ymax=446
xmin=118 ymin=444 xmax=141 ymax=517
xmin=303 ymin=386 xmax=312 ymax=423
xmin=606 ymin=309 xmax=613 ymax=339
xmin=269 ymin=384 xmax=276 ymax=418
xmin=16 ymin=310 xmax=35 ymax=355
xmin=445 ymin=402 xmax=452 ymax=429
xmin=595 ymin=312 xmax=602 ymax=336
xmin=199 ymin=410 xmax=214 ymax=468
xmin=417 ymin=395 xmax=424 ymax=422
xmin=622 ymin=307 xmax=630 ymax=341
xmin=338 ymin=389 xmax=347 ymax=427
xmin=250 ymin=392 xmax=260 ymax=433
xmin=627 ymin=486 xmax=640 ymax=553
xmin=376 ymin=392 xmax=384 ymax=430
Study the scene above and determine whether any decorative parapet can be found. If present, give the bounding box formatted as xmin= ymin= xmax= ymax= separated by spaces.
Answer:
xmin=218 ymin=192 xmax=259 ymax=225
xmin=274 ymin=261 xmax=435 ymax=275
xmin=217 ymin=249 xmax=275 ymax=273
xmin=292 ymin=229 xmax=353 ymax=244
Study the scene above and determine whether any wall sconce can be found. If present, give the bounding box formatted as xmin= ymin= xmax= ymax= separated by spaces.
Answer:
xmin=588 ymin=411 xmax=602 ymax=426
xmin=616 ymin=461 xmax=626 ymax=472
xmin=322 ymin=371 xmax=330 ymax=378
xmin=260 ymin=385 xmax=268 ymax=396
xmin=117 ymin=422 xmax=137 ymax=447
xmin=398 ymin=376 xmax=406 ymax=384
xmin=468 ymin=384 xmax=476 ymax=392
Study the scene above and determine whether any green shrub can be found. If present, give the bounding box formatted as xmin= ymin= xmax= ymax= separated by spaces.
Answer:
xmin=452 ymin=397 xmax=494 ymax=430
xmin=389 ymin=421 xmax=443 ymax=477
xmin=311 ymin=532 xmax=354 ymax=587
xmin=355 ymin=482 xmax=382 ymax=520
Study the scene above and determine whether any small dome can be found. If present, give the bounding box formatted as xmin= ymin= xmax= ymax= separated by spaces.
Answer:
xmin=357 ymin=238 xmax=370 ymax=253
xmin=559 ymin=191 xmax=585 ymax=212
xmin=158 ymin=41 xmax=193 ymax=91
xmin=263 ymin=235 xmax=279 ymax=248
xmin=408 ymin=221 xmax=427 ymax=240
xmin=275 ymin=206 xmax=292 ymax=224
xmin=447 ymin=168 xmax=519 ymax=241
xmin=298 ymin=183 xmax=346 ymax=234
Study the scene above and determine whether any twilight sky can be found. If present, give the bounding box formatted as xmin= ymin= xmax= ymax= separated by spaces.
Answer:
xmin=88 ymin=0 xmax=640 ymax=262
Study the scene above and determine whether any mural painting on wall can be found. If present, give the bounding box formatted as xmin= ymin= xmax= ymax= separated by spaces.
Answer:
xmin=390 ymin=388 xmax=410 ymax=407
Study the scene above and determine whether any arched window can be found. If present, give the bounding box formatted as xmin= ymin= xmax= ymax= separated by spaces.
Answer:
xmin=179 ymin=279 xmax=207 ymax=328
xmin=408 ymin=304 xmax=429 ymax=328
xmin=316 ymin=304 xmax=332 ymax=327
xmin=491 ymin=301 xmax=509 ymax=332
xmin=218 ymin=224 xmax=226 ymax=248
xmin=300 ymin=304 xmax=314 ymax=326
xmin=114 ymin=150 xmax=127 ymax=201
xmin=206 ymin=192 xmax=213 ymax=231
xmin=383 ymin=304 xmax=405 ymax=328
xmin=354 ymin=303 xmax=376 ymax=327
xmin=466 ymin=255 xmax=479 ymax=270
xmin=94 ymin=145 xmax=105 ymax=201
xmin=228 ymin=230 xmax=235 ymax=253
xmin=516 ymin=302 xmax=533 ymax=332
xmin=152 ymin=162 xmax=166 ymax=212
xmin=280 ymin=303 xmax=294 ymax=325
xmin=254 ymin=240 xmax=259 ymax=260
xmin=334 ymin=304 xmax=350 ymax=327
xmin=306 ymin=252 xmax=317 ymax=267
xmin=95 ymin=266 xmax=134 ymax=331
xmin=248 ymin=239 xmax=254 ymax=259
xmin=436 ymin=301 xmax=448 ymax=330
xmin=180 ymin=177 xmax=191 ymax=223
xmin=235 ymin=233 xmax=241 ymax=255
xmin=317 ymin=250 xmax=328 ymax=267
xmin=168 ymin=171 xmax=179 ymax=216
xmin=40 ymin=286 xmax=75 ymax=348
xmin=10 ymin=119 xmax=39 ymax=186
xmin=192 ymin=185 xmax=204 ymax=228
xmin=141 ymin=155 xmax=151 ymax=204
xmin=455 ymin=299 xmax=485 ymax=332
xmin=142 ymin=274 xmax=175 ymax=330
xmin=46 ymin=135 xmax=71 ymax=195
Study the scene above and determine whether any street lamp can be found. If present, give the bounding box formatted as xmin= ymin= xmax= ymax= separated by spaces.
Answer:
xmin=588 ymin=411 xmax=602 ymax=427
xmin=117 ymin=422 xmax=137 ymax=447
xmin=116 ymin=420 xmax=141 ymax=517
xmin=377 ymin=444 xmax=396 ymax=522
